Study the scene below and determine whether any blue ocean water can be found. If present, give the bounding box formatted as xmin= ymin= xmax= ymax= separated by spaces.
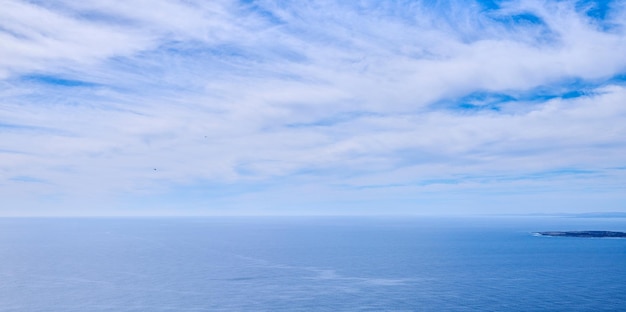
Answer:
xmin=1 ymin=216 xmax=625 ymax=311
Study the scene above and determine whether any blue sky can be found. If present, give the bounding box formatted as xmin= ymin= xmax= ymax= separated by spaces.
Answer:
xmin=1 ymin=0 xmax=625 ymax=216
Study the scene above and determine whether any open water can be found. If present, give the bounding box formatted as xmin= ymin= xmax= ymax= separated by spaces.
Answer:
xmin=1 ymin=216 xmax=625 ymax=311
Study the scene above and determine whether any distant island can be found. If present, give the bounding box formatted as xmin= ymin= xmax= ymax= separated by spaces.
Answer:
xmin=534 ymin=231 xmax=626 ymax=238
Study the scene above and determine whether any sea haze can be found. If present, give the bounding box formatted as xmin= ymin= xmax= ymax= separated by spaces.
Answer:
xmin=1 ymin=216 xmax=625 ymax=311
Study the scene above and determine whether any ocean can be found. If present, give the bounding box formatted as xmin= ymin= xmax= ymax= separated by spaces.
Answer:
xmin=1 ymin=216 xmax=625 ymax=311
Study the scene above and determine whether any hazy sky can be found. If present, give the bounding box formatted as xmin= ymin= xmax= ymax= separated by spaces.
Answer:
xmin=1 ymin=0 xmax=625 ymax=216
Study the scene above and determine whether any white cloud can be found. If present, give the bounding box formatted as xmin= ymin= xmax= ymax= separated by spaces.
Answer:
xmin=1 ymin=0 xmax=625 ymax=215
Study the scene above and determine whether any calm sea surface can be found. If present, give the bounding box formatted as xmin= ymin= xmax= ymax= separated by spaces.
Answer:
xmin=1 ymin=216 xmax=625 ymax=311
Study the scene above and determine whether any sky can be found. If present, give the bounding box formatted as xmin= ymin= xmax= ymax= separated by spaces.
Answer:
xmin=1 ymin=0 xmax=625 ymax=216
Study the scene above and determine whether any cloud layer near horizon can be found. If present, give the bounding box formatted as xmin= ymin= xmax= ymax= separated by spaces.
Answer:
xmin=1 ymin=0 xmax=625 ymax=215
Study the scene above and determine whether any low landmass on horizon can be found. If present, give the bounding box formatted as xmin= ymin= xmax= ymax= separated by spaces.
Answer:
xmin=534 ymin=231 xmax=626 ymax=238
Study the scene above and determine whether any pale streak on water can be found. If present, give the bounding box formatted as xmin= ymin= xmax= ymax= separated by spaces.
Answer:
xmin=1 ymin=216 xmax=625 ymax=311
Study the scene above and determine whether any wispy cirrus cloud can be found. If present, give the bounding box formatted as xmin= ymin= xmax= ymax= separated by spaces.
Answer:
xmin=1 ymin=0 xmax=625 ymax=215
